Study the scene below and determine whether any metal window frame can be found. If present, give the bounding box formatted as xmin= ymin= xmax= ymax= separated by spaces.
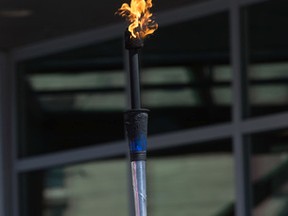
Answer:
xmin=0 ymin=52 xmax=8 ymax=216
xmin=230 ymin=1 xmax=252 ymax=215
xmin=0 ymin=52 xmax=18 ymax=216
xmin=1 ymin=0 xmax=287 ymax=216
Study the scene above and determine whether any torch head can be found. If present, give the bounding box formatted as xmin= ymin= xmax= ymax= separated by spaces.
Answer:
xmin=116 ymin=0 xmax=157 ymax=49
xmin=125 ymin=29 xmax=144 ymax=50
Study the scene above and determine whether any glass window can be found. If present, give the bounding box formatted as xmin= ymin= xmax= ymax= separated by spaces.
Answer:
xmin=147 ymin=139 xmax=235 ymax=215
xmin=142 ymin=12 xmax=231 ymax=135
xmin=18 ymin=39 xmax=126 ymax=157
xmin=20 ymin=159 xmax=129 ymax=216
xmin=245 ymin=0 xmax=288 ymax=117
xmin=250 ymin=128 xmax=288 ymax=216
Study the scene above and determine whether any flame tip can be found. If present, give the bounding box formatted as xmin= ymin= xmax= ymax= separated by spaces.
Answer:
xmin=116 ymin=0 xmax=158 ymax=40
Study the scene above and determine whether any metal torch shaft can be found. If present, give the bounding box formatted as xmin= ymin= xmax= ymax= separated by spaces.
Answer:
xmin=131 ymin=161 xmax=147 ymax=216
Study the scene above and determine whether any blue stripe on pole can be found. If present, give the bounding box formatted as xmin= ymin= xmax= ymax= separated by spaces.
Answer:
xmin=129 ymin=133 xmax=147 ymax=152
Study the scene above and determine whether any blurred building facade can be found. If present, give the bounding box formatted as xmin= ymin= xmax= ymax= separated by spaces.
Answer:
xmin=0 ymin=0 xmax=288 ymax=216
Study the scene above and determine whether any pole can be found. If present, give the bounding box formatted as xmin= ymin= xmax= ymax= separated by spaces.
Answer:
xmin=128 ymin=49 xmax=141 ymax=109
xmin=124 ymin=30 xmax=148 ymax=216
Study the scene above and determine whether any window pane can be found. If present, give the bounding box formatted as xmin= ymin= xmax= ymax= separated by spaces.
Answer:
xmin=250 ymin=128 xmax=288 ymax=216
xmin=246 ymin=0 xmax=288 ymax=117
xmin=142 ymin=12 xmax=231 ymax=133
xmin=18 ymin=39 xmax=126 ymax=157
xmin=148 ymin=139 xmax=235 ymax=215
xmin=20 ymin=159 xmax=129 ymax=216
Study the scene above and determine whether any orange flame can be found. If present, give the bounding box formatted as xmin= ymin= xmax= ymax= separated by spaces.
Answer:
xmin=117 ymin=0 xmax=158 ymax=39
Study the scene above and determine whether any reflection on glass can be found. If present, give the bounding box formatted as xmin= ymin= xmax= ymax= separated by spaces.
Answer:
xmin=143 ymin=89 xmax=198 ymax=107
xmin=39 ymin=93 xmax=125 ymax=111
xmin=248 ymin=63 xmax=288 ymax=107
xmin=251 ymin=128 xmax=288 ymax=216
xmin=247 ymin=0 xmax=288 ymax=117
xmin=18 ymin=39 xmax=126 ymax=157
xmin=249 ymin=63 xmax=288 ymax=80
xmin=212 ymin=87 xmax=231 ymax=105
xmin=142 ymin=67 xmax=190 ymax=84
xmin=142 ymin=67 xmax=198 ymax=107
xmin=29 ymin=71 xmax=125 ymax=90
xmin=250 ymin=85 xmax=288 ymax=106
xmin=213 ymin=65 xmax=231 ymax=82
xmin=138 ymin=13 xmax=231 ymax=133
xmin=21 ymin=159 xmax=129 ymax=216
xmin=147 ymin=139 xmax=235 ymax=216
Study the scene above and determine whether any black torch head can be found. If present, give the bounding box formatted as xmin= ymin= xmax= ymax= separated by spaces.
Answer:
xmin=125 ymin=29 xmax=144 ymax=50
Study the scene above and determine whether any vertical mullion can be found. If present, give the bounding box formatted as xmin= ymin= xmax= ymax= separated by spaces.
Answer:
xmin=10 ymin=56 xmax=19 ymax=216
xmin=0 ymin=52 xmax=17 ymax=216
xmin=0 ymin=52 xmax=8 ymax=216
xmin=230 ymin=1 xmax=252 ymax=216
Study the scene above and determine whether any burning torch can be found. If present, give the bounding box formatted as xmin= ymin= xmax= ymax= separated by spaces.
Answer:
xmin=116 ymin=1 xmax=157 ymax=216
